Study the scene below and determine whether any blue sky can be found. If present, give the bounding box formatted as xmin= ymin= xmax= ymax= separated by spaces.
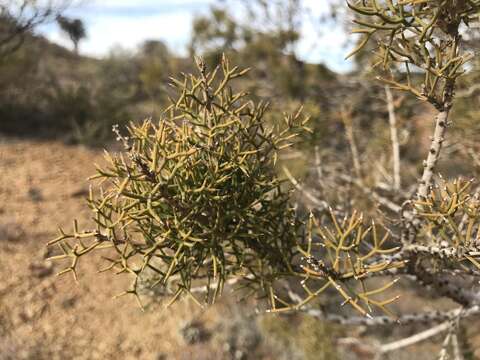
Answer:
xmin=38 ymin=0 xmax=353 ymax=72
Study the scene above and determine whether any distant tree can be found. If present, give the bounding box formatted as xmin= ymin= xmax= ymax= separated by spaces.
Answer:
xmin=135 ymin=40 xmax=173 ymax=103
xmin=191 ymin=0 xmax=301 ymax=61
xmin=190 ymin=6 xmax=239 ymax=60
xmin=57 ymin=15 xmax=86 ymax=54
xmin=190 ymin=1 xmax=311 ymax=100
xmin=0 ymin=0 xmax=72 ymax=58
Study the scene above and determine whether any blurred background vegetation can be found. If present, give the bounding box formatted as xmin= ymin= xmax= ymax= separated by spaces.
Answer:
xmin=2 ymin=0 xmax=478 ymax=178
xmin=1 ymin=0 xmax=349 ymax=147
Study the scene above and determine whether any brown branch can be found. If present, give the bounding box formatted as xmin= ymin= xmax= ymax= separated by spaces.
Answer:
xmin=282 ymin=165 xmax=329 ymax=211
xmin=385 ymin=85 xmax=401 ymax=191
xmin=304 ymin=305 xmax=480 ymax=326
xmin=417 ymin=108 xmax=451 ymax=200
xmin=338 ymin=173 xmax=402 ymax=213
xmin=416 ymin=73 xmax=457 ymax=200
xmin=404 ymin=243 xmax=480 ymax=260
xmin=379 ymin=321 xmax=451 ymax=354
xmin=341 ymin=109 xmax=362 ymax=180
xmin=452 ymin=332 xmax=464 ymax=360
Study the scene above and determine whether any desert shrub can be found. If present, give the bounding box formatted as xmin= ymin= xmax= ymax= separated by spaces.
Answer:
xmin=49 ymin=57 xmax=309 ymax=303
xmin=0 ymin=38 xmax=47 ymax=135
xmin=44 ymin=81 xmax=131 ymax=146
xmin=0 ymin=37 xmax=133 ymax=144
xmin=137 ymin=40 xmax=172 ymax=102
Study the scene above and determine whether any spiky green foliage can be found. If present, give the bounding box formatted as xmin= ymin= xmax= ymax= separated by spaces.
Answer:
xmin=48 ymin=57 xmax=309 ymax=305
xmin=412 ymin=178 xmax=480 ymax=265
xmin=270 ymin=211 xmax=405 ymax=318
xmin=347 ymin=0 xmax=478 ymax=107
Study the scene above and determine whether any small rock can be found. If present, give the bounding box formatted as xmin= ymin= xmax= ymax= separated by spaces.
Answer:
xmin=62 ymin=297 xmax=77 ymax=309
xmin=70 ymin=186 xmax=89 ymax=198
xmin=29 ymin=261 xmax=53 ymax=279
xmin=0 ymin=222 xmax=25 ymax=242
xmin=156 ymin=353 xmax=167 ymax=360
xmin=27 ymin=187 xmax=43 ymax=202
xmin=179 ymin=320 xmax=209 ymax=344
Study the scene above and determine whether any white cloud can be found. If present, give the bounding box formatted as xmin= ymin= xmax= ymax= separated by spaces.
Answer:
xmin=83 ymin=11 xmax=196 ymax=56
xmin=298 ymin=3 xmax=352 ymax=71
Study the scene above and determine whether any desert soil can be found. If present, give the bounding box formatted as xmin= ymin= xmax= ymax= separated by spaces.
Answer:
xmin=0 ymin=138 xmax=239 ymax=360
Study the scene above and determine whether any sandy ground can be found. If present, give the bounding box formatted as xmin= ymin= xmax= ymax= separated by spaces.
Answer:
xmin=1 ymin=138 xmax=480 ymax=360
xmin=1 ymin=138 xmax=320 ymax=360
xmin=0 ymin=139 xmax=231 ymax=359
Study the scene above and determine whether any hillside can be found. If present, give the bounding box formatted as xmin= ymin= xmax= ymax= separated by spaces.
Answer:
xmin=0 ymin=30 xmax=340 ymax=146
